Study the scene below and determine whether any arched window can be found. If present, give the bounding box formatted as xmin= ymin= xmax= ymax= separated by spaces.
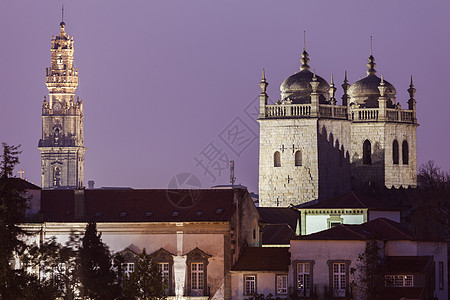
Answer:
xmin=402 ymin=140 xmax=409 ymax=165
xmin=53 ymin=166 xmax=61 ymax=187
xmin=295 ymin=150 xmax=302 ymax=166
xmin=274 ymin=151 xmax=281 ymax=167
xmin=363 ymin=140 xmax=371 ymax=165
xmin=392 ymin=140 xmax=399 ymax=164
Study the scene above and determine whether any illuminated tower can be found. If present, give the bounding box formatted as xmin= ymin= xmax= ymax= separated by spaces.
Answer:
xmin=38 ymin=22 xmax=85 ymax=189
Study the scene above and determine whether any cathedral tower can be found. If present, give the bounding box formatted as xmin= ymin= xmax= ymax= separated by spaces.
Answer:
xmin=38 ymin=22 xmax=85 ymax=189
xmin=258 ymin=47 xmax=418 ymax=207
xmin=258 ymin=49 xmax=352 ymax=207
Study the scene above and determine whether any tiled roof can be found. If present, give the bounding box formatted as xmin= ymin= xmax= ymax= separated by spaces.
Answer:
xmin=297 ymin=191 xmax=399 ymax=211
xmin=383 ymin=256 xmax=433 ymax=274
xmin=293 ymin=218 xmax=415 ymax=241
xmin=231 ymin=247 xmax=290 ymax=272
xmin=257 ymin=207 xmax=300 ymax=230
xmin=0 ymin=177 xmax=41 ymax=190
xmin=40 ymin=188 xmax=247 ymax=222
xmin=262 ymin=224 xmax=295 ymax=245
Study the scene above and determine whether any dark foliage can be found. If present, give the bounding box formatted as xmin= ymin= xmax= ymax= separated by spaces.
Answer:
xmin=123 ymin=248 xmax=166 ymax=300
xmin=79 ymin=222 xmax=118 ymax=299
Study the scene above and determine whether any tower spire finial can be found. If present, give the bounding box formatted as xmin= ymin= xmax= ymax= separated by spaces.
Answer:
xmin=300 ymin=32 xmax=310 ymax=72
xmin=370 ymin=35 xmax=373 ymax=56
xmin=303 ymin=30 xmax=306 ymax=51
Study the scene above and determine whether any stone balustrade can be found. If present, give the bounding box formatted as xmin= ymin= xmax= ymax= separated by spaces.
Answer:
xmin=265 ymin=104 xmax=311 ymax=117
xmin=264 ymin=103 xmax=416 ymax=123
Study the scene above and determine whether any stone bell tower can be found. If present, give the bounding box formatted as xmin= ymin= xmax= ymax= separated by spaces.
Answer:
xmin=38 ymin=22 xmax=85 ymax=189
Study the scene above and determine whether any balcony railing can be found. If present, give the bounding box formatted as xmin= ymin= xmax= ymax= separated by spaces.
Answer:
xmin=263 ymin=103 xmax=416 ymax=123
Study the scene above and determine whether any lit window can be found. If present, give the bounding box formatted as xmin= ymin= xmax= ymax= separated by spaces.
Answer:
xmin=297 ymin=263 xmax=311 ymax=297
xmin=333 ymin=263 xmax=346 ymax=297
xmin=158 ymin=263 xmax=169 ymax=290
xmin=191 ymin=263 xmax=204 ymax=291
xmin=276 ymin=274 xmax=287 ymax=295
xmin=121 ymin=263 xmax=134 ymax=277
xmin=385 ymin=275 xmax=414 ymax=287
xmin=244 ymin=275 xmax=256 ymax=295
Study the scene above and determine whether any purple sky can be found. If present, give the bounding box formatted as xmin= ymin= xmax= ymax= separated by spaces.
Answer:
xmin=1 ymin=1 xmax=449 ymax=193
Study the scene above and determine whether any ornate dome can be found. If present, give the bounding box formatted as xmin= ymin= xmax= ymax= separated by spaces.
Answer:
xmin=348 ymin=55 xmax=396 ymax=108
xmin=280 ymin=50 xmax=330 ymax=104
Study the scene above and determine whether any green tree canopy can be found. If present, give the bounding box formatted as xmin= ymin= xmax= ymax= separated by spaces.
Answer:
xmin=123 ymin=248 xmax=166 ymax=300
xmin=79 ymin=222 xmax=117 ymax=299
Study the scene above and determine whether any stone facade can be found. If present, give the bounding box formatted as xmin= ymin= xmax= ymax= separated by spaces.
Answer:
xmin=38 ymin=22 xmax=85 ymax=189
xmin=258 ymin=52 xmax=418 ymax=207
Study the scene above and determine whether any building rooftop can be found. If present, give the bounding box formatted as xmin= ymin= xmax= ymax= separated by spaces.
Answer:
xmin=297 ymin=191 xmax=399 ymax=211
xmin=293 ymin=218 xmax=416 ymax=241
xmin=39 ymin=188 xmax=249 ymax=223
xmin=231 ymin=247 xmax=290 ymax=272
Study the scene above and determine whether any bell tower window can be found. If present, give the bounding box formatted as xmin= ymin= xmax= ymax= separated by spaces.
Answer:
xmin=53 ymin=167 xmax=61 ymax=187
xmin=402 ymin=141 xmax=409 ymax=165
xmin=363 ymin=140 xmax=371 ymax=165
xmin=392 ymin=140 xmax=399 ymax=164
xmin=295 ymin=150 xmax=302 ymax=166
xmin=274 ymin=151 xmax=281 ymax=167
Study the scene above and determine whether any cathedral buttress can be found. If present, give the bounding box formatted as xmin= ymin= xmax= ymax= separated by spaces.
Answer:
xmin=38 ymin=22 xmax=86 ymax=189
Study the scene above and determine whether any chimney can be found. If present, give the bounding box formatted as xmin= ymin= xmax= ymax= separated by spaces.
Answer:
xmin=87 ymin=180 xmax=95 ymax=189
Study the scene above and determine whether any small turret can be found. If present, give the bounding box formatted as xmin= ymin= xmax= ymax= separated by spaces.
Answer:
xmin=259 ymin=68 xmax=269 ymax=119
xmin=329 ymin=74 xmax=337 ymax=105
xmin=341 ymin=70 xmax=350 ymax=106
xmin=407 ymin=75 xmax=416 ymax=110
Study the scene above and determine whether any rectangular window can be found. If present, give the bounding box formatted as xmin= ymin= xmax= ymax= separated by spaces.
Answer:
xmin=297 ymin=263 xmax=311 ymax=297
xmin=191 ymin=263 xmax=204 ymax=291
xmin=244 ymin=275 xmax=256 ymax=295
xmin=158 ymin=262 xmax=170 ymax=287
xmin=333 ymin=263 xmax=346 ymax=297
xmin=385 ymin=275 xmax=414 ymax=287
xmin=121 ymin=263 xmax=134 ymax=277
xmin=276 ymin=274 xmax=288 ymax=295
xmin=439 ymin=262 xmax=444 ymax=290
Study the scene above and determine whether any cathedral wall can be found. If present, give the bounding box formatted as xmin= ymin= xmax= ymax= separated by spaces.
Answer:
xmin=350 ymin=123 xmax=386 ymax=189
xmin=317 ymin=119 xmax=352 ymax=200
xmin=259 ymin=118 xmax=319 ymax=207
xmin=383 ymin=123 xmax=417 ymax=187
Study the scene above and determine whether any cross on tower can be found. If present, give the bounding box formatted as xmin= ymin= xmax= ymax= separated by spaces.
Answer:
xmin=18 ymin=169 xmax=24 ymax=179
xmin=279 ymin=144 xmax=286 ymax=153
xmin=292 ymin=144 xmax=300 ymax=154
xmin=286 ymin=175 xmax=291 ymax=183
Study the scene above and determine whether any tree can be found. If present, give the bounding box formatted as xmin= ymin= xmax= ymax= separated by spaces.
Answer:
xmin=22 ymin=233 xmax=82 ymax=300
xmin=413 ymin=161 xmax=450 ymax=237
xmin=0 ymin=143 xmax=31 ymax=299
xmin=351 ymin=239 xmax=385 ymax=300
xmin=123 ymin=248 xmax=166 ymax=300
xmin=79 ymin=222 xmax=117 ymax=299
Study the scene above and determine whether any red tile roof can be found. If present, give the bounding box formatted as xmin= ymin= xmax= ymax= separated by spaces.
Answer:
xmin=298 ymin=191 xmax=399 ymax=211
xmin=383 ymin=256 xmax=433 ymax=274
xmin=231 ymin=247 xmax=290 ymax=272
xmin=262 ymin=224 xmax=295 ymax=245
xmin=257 ymin=207 xmax=300 ymax=230
xmin=293 ymin=218 xmax=415 ymax=241
xmin=40 ymin=188 xmax=247 ymax=223
xmin=0 ymin=177 xmax=41 ymax=190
